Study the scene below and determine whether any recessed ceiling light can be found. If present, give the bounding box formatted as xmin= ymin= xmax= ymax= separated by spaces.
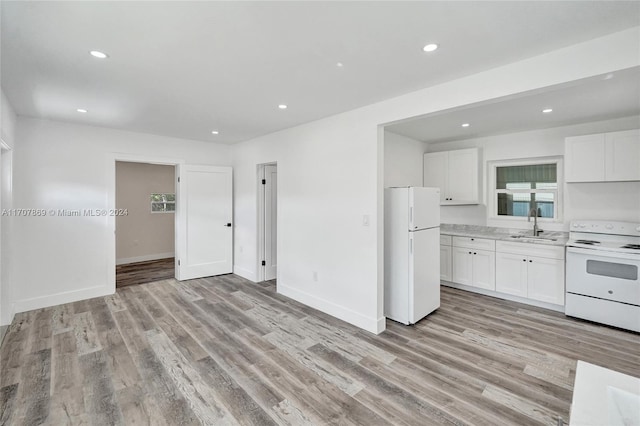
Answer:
xmin=423 ymin=43 xmax=439 ymax=52
xmin=542 ymin=108 xmax=553 ymax=113
xmin=336 ymin=62 xmax=344 ymax=68
xmin=461 ymin=123 xmax=470 ymax=127
xmin=76 ymin=108 xmax=88 ymax=113
xmin=89 ymin=50 xmax=109 ymax=59
xmin=278 ymin=104 xmax=287 ymax=110
xmin=211 ymin=130 xmax=219 ymax=135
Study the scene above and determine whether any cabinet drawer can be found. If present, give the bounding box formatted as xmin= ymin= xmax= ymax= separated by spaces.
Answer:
xmin=452 ymin=236 xmax=495 ymax=251
xmin=496 ymin=241 xmax=564 ymax=260
xmin=440 ymin=235 xmax=452 ymax=246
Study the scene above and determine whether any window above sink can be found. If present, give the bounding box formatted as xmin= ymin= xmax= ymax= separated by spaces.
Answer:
xmin=489 ymin=157 xmax=563 ymax=223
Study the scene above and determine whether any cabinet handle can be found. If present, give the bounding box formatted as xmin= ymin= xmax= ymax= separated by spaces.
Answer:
xmin=468 ymin=251 xmax=472 ymax=254
xmin=529 ymin=260 xmax=533 ymax=263
xmin=470 ymin=238 xmax=475 ymax=241
xmin=523 ymin=259 xmax=526 ymax=262
xmin=473 ymin=252 xmax=477 ymax=255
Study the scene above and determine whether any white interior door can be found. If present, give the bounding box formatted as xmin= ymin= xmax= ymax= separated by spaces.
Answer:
xmin=264 ymin=165 xmax=277 ymax=281
xmin=176 ymin=165 xmax=232 ymax=281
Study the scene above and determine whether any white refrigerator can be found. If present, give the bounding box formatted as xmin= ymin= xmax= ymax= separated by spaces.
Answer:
xmin=384 ymin=187 xmax=440 ymax=325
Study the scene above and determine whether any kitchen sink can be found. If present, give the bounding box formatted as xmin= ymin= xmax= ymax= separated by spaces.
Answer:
xmin=508 ymin=235 xmax=558 ymax=242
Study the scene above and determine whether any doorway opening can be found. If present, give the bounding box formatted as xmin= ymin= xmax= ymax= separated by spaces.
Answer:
xmin=257 ymin=163 xmax=277 ymax=283
xmin=115 ymin=161 xmax=176 ymax=288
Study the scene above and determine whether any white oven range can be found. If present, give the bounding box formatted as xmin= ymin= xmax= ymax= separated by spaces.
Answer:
xmin=565 ymin=220 xmax=640 ymax=333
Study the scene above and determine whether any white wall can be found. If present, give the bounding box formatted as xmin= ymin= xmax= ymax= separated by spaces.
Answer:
xmin=428 ymin=115 xmax=640 ymax=229
xmin=4 ymin=27 xmax=639 ymax=332
xmin=116 ymin=162 xmax=175 ymax=264
xmin=232 ymin=27 xmax=640 ymax=334
xmin=233 ymin=115 xmax=382 ymax=332
xmin=1 ymin=89 xmax=18 ymax=328
xmin=12 ymin=118 xmax=231 ymax=312
xmin=383 ymin=131 xmax=426 ymax=188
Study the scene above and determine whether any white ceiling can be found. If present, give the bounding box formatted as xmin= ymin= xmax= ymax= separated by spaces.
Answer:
xmin=2 ymin=1 xmax=639 ymax=144
xmin=387 ymin=66 xmax=640 ymax=143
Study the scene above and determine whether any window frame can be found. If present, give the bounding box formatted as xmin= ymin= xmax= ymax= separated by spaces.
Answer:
xmin=488 ymin=157 xmax=563 ymax=223
xmin=150 ymin=193 xmax=176 ymax=214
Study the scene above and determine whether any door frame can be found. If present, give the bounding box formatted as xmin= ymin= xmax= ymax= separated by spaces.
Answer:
xmin=0 ymin=139 xmax=14 ymax=328
xmin=256 ymin=162 xmax=277 ymax=282
xmin=106 ymin=154 xmax=184 ymax=293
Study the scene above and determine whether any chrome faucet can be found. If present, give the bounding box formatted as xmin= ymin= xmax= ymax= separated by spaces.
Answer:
xmin=527 ymin=206 xmax=542 ymax=236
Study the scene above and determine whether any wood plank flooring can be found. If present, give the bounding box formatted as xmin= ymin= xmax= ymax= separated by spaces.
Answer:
xmin=115 ymin=258 xmax=175 ymax=288
xmin=1 ymin=274 xmax=639 ymax=425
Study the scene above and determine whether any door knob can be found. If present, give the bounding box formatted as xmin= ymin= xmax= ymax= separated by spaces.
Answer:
xmin=225 ymin=223 xmax=232 ymax=227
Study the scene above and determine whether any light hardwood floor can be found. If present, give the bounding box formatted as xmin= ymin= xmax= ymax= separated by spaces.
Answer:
xmin=116 ymin=258 xmax=175 ymax=288
xmin=1 ymin=274 xmax=639 ymax=425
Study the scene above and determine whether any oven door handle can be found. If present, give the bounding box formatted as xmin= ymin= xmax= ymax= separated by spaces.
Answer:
xmin=566 ymin=246 xmax=640 ymax=261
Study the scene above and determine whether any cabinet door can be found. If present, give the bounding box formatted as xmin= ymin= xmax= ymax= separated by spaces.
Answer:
xmin=452 ymin=247 xmax=472 ymax=285
xmin=605 ymin=129 xmax=640 ymax=181
xmin=495 ymin=252 xmax=528 ymax=297
xmin=471 ymin=249 xmax=495 ymax=290
xmin=447 ymin=148 xmax=478 ymax=204
xmin=424 ymin=152 xmax=448 ymax=203
xmin=527 ymin=256 xmax=565 ymax=305
xmin=565 ymin=134 xmax=606 ymax=182
xmin=440 ymin=244 xmax=452 ymax=282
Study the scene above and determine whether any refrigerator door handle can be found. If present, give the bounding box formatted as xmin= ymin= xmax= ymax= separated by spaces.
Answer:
xmin=410 ymin=237 xmax=413 ymax=254
xmin=409 ymin=206 xmax=413 ymax=227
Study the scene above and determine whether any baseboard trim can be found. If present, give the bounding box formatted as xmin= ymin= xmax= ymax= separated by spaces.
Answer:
xmin=116 ymin=252 xmax=174 ymax=265
xmin=13 ymin=285 xmax=114 ymax=314
xmin=233 ymin=265 xmax=257 ymax=283
xmin=441 ymin=281 xmax=565 ymax=312
xmin=278 ymin=284 xmax=383 ymax=334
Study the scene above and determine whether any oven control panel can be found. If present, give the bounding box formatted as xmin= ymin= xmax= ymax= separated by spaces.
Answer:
xmin=570 ymin=221 xmax=640 ymax=237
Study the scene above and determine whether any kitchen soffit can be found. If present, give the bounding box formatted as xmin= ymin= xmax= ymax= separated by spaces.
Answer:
xmin=386 ymin=67 xmax=640 ymax=144
xmin=2 ymin=1 xmax=639 ymax=144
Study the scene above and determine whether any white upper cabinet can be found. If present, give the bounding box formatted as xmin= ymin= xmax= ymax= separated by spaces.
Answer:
xmin=424 ymin=148 xmax=480 ymax=205
xmin=565 ymin=129 xmax=640 ymax=182
xmin=565 ymin=133 xmax=606 ymax=182
xmin=605 ymin=130 xmax=640 ymax=181
xmin=423 ymin=151 xmax=448 ymax=203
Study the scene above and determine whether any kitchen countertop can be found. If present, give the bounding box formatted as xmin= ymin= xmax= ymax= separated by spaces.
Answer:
xmin=440 ymin=223 xmax=569 ymax=246
xmin=570 ymin=360 xmax=640 ymax=426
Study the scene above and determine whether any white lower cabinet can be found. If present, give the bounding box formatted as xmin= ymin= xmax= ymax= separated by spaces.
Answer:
xmin=440 ymin=244 xmax=452 ymax=282
xmin=445 ymin=235 xmax=565 ymax=307
xmin=527 ymin=257 xmax=565 ymax=305
xmin=495 ymin=252 xmax=528 ymax=297
xmin=452 ymin=247 xmax=472 ymax=285
xmin=452 ymin=247 xmax=495 ymax=290
xmin=495 ymin=241 xmax=565 ymax=306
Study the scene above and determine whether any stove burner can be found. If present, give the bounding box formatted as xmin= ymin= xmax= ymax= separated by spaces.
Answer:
xmin=574 ymin=240 xmax=601 ymax=245
xmin=621 ymin=244 xmax=640 ymax=250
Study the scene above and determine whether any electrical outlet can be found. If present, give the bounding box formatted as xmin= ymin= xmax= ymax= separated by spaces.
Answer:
xmin=313 ymin=271 xmax=318 ymax=282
